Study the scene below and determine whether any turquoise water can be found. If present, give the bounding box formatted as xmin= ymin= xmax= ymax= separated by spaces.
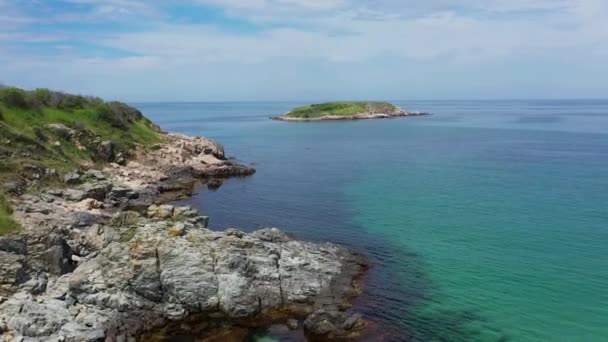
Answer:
xmin=139 ymin=101 xmax=608 ymax=341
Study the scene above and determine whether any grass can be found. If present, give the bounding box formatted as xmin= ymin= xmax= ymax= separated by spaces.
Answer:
xmin=0 ymin=192 xmax=20 ymax=235
xmin=0 ymin=86 xmax=163 ymax=235
xmin=0 ymin=87 xmax=161 ymax=178
xmin=285 ymin=101 xmax=398 ymax=118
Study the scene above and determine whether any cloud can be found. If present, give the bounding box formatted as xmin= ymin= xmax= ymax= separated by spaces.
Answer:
xmin=0 ymin=0 xmax=606 ymax=100
xmin=197 ymin=0 xmax=347 ymax=11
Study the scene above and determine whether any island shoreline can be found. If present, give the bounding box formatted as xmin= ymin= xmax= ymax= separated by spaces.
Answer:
xmin=272 ymin=107 xmax=431 ymax=122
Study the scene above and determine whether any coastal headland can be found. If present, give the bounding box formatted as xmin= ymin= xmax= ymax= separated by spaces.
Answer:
xmin=0 ymin=87 xmax=368 ymax=341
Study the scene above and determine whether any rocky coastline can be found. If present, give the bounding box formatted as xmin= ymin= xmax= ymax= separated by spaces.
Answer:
xmin=0 ymin=131 xmax=368 ymax=341
xmin=272 ymin=109 xmax=430 ymax=122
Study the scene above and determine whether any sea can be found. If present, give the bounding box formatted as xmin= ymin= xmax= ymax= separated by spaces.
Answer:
xmin=136 ymin=100 xmax=608 ymax=342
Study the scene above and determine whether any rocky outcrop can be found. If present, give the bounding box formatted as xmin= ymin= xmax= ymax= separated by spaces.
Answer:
xmin=0 ymin=216 xmax=366 ymax=341
xmin=0 ymin=132 xmax=368 ymax=341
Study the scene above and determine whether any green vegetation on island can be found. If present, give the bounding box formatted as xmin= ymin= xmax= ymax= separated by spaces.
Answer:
xmin=0 ymin=85 xmax=162 ymax=234
xmin=285 ymin=101 xmax=399 ymax=119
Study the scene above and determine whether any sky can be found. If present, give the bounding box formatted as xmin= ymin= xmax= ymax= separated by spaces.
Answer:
xmin=0 ymin=0 xmax=607 ymax=101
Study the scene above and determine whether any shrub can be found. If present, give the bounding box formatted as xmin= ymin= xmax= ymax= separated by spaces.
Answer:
xmin=32 ymin=88 xmax=53 ymax=106
xmin=59 ymin=94 xmax=88 ymax=111
xmin=0 ymin=87 xmax=31 ymax=109
xmin=97 ymin=102 xmax=143 ymax=129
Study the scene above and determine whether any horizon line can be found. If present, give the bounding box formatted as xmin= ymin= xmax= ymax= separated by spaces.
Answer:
xmin=130 ymin=98 xmax=608 ymax=104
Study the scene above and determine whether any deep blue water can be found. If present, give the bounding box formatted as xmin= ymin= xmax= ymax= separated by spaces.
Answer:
xmin=137 ymin=100 xmax=608 ymax=341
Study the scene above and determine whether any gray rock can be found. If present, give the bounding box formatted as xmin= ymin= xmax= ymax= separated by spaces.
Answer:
xmin=26 ymin=272 xmax=48 ymax=295
xmin=164 ymin=304 xmax=188 ymax=321
xmin=45 ymin=189 xmax=64 ymax=197
xmin=70 ymin=212 xmax=101 ymax=228
xmin=0 ymin=251 xmax=26 ymax=297
xmin=0 ymin=223 xmax=365 ymax=341
xmin=1 ymin=293 xmax=70 ymax=337
xmin=63 ymin=172 xmax=82 ymax=185
xmin=93 ymin=140 xmax=115 ymax=162
xmin=4 ymin=179 xmax=27 ymax=195
xmin=81 ymin=182 xmax=112 ymax=201
xmin=64 ymin=189 xmax=86 ymax=202
xmin=46 ymin=124 xmax=77 ymax=139
xmin=115 ymin=152 xmax=127 ymax=166
xmin=45 ymin=169 xmax=58 ymax=179
xmin=147 ymin=204 xmax=174 ymax=219
xmin=252 ymin=227 xmax=290 ymax=243
xmin=84 ymin=170 xmax=106 ymax=181
xmin=110 ymin=186 xmax=134 ymax=199
xmin=171 ymin=206 xmax=198 ymax=220
xmin=225 ymin=228 xmax=244 ymax=238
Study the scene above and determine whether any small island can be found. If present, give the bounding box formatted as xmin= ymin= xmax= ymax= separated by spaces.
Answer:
xmin=272 ymin=101 xmax=430 ymax=121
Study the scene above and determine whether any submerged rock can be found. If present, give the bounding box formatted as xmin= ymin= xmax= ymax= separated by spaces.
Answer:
xmin=206 ymin=178 xmax=223 ymax=190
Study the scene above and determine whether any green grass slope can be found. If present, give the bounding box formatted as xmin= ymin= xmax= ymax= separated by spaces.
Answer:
xmin=285 ymin=101 xmax=398 ymax=118
xmin=0 ymin=192 xmax=18 ymax=235
xmin=0 ymin=86 xmax=162 ymax=234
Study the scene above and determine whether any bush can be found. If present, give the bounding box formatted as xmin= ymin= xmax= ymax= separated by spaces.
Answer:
xmin=59 ymin=94 xmax=88 ymax=110
xmin=32 ymin=88 xmax=52 ymax=106
xmin=0 ymin=87 xmax=31 ymax=109
xmin=97 ymin=102 xmax=143 ymax=129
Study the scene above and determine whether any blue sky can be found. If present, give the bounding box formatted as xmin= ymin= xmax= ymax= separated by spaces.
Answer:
xmin=0 ymin=0 xmax=607 ymax=101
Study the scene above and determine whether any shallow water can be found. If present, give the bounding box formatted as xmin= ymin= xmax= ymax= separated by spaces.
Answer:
xmin=138 ymin=100 xmax=608 ymax=341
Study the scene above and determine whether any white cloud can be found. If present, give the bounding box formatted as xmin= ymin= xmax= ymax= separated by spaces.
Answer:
xmin=0 ymin=0 xmax=607 ymax=100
